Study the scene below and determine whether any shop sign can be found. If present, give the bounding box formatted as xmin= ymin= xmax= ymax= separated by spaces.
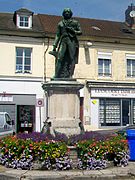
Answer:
xmin=0 ymin=92 xmax=13 ymax=102
xmin=91 ymin=88 xmax=135 ymax=98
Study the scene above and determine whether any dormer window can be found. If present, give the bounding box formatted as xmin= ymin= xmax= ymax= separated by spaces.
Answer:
xmin=20 ymin=15 xmax=29 ymax=27
xmin=17 ymin=14 xmax=32 ymax=28
xmin=14 ymin=8 xmax=33 ymax=29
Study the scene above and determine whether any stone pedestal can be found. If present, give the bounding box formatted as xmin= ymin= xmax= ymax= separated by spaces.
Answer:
xmin=42 ymin=79 xmax=84 ymax=136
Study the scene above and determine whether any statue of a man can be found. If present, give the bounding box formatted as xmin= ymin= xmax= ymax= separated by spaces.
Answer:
xmin=49 ymin=8 xmax=82 ymax=78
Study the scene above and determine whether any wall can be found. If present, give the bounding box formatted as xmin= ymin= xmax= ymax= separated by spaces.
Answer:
xmin=0 ymin=36 xmax=44 ymax=78
xmin=45 ymin=41 xmax=135 ymax=129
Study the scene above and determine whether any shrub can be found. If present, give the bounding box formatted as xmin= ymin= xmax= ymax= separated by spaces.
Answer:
xmin=17 ymin=131 xmax=68 ymax=143
xmin=68 ymin=131 xmax=108 ymax=145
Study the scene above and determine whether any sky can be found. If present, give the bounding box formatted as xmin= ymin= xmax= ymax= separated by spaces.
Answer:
xmin=0 ymin=0 xmax=135 ymax=22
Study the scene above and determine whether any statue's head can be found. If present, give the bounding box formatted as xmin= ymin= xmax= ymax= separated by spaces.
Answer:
xmin=62 ymin=8 xmax=73 ymax=19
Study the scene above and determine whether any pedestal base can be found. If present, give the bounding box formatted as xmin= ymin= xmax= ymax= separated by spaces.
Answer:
xmin=42 ymin=79 xmax=84 ymax=136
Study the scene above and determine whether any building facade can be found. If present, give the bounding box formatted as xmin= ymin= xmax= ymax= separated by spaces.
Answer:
xmin=1 ymin=4 xmax=135 ymax=132
xmin=40 ymin=4 xmax=135 ymax=130
xmin=0 ymin=8 xmax=46 ymax=133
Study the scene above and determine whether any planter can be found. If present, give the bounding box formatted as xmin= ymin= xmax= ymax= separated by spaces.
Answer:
xmin=106 ymin=161 xmax=114 ymax=168
xmin=32 ymin=161 xmax=43 ymax=170
xmin=68 ymin=146 xmax=78 ymax=169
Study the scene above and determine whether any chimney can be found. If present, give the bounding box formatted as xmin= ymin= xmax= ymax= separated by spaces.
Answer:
xmin=125 ymin=3 xmax=135 ymax=29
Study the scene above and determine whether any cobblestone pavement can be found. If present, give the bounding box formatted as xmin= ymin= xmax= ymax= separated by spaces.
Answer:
xmin=0 ymin=161 xmax=135 ymax=180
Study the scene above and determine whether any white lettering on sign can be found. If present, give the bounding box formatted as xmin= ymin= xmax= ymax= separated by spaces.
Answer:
xmin=91 ymin=88 xmax=135 ymax=98
xmin=0 ymin=96 xmax=13 ymax=102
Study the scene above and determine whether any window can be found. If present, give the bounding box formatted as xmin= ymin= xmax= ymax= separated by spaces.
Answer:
xmin=17 ymin=105 xmax=35 ymax=133
xmin=126 ymin=54 xmax=135 ymax=77
xmin=98 ymin=59 xmax=111 ymax=76
xmin=16 ymin=14 xmax=32 ymax=29
xmin=99 ymin=98 xmax=135 ymax=127
xmin=99 ymin=99 xmax=121 ymax=126
xmin=20 ymin=16 xmax=29 ymax=27
xmin=5 ymin=114 xmax=12 ymax=125
xmin=127 ymin=59 xmax=135 ymax=77
xmin=132 ymin=100 xmax=135 ymax=124
xmin=98 ymin=52 xmax=112 ymax=76
xmin=16 ymin=47 xmax=32 ymax=73
xmin=0 ymin=115 xmax=4 ymax=127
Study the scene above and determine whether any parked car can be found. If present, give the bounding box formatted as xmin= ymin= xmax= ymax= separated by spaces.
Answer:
xmin=0 ymin=112 xmax=14 ymax=137
xmin=116 ymin=125 xmax=135 ymax=136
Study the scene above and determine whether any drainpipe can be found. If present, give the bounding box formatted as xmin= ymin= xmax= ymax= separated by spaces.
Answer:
xmin=43 ymin=37 xmax=50 ymax=123
xmin=43 ymin=37 xmax=50 ymax=83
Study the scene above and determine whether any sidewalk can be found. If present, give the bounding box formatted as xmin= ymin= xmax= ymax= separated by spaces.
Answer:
xmin=0 ymin=161 xmax=135 ymax=180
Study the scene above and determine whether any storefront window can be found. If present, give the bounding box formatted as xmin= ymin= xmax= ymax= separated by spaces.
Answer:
xmin=17 ymin=105 xmax=35 ymax=133
xmin=99 ymin=99 xmax=121 ymax=126
xmin=133 ymin=100 xmax=135 ymax=124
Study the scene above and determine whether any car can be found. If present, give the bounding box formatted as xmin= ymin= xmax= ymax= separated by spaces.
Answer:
xmin=116 ymin=125 xmax=135 ymax=136
xmin=0 ymin=112 xmax=14 ymax=137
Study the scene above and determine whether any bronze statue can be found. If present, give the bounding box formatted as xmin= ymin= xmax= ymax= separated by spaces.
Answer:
xmin=49 ymin=8 xmax=82 ymax=78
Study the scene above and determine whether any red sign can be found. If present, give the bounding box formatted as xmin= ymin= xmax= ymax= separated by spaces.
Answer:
xmin=36 ymin=99 xmax=44 ymax=107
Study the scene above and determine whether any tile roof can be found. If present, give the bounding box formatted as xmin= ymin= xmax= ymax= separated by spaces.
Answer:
xmin=38 ymin=14 xmax=135 ymax=40
xmin=0 ymin=12 xmax=43 ymax=34
xmin=15 ymin=8 xmax=33 ymax=14
xmin=0 ymin=10 xmax=135 ymax=40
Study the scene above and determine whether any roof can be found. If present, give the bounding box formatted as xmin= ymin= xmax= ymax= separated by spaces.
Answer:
xmin=15 ymin=8 xmax=33 ymax=14
xmin=38 ymin=13 xmax=135 ymax=40
xmin=0 ymin=12 xmax=44 ymax=35
xmin=0 ymin=9 xmax=135 ymax=40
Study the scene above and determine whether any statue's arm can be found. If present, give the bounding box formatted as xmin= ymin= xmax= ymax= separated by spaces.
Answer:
xmin=66 ymin=21 xmax=82 ymax=36
xmin=74 ymin=22 xmax=82 ymax=36
xmin=53 ymin=25 xmax=61 ymax=51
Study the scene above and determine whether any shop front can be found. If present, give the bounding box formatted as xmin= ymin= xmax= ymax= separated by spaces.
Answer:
xmin=0 ymin=93 xmax=36 ymax=133
xmin=87 ymin=81 xmax=135 ymax=129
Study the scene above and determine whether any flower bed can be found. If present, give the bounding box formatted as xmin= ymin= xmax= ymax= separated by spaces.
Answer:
xmin=76 ymin=134 xmax=129 ymax=170
xmin=0 ymin=133 xmax=71 ymax=170
xmin=0 ymin=131 xmax=129 ymax=170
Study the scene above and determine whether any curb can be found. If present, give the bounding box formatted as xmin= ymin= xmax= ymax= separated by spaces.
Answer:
xmin=1 ymin=161 xmax=135 ymax=180
xmin=0 ymin=172 xmax=135 ymax=180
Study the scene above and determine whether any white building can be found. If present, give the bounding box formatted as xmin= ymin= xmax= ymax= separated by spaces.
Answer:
xmin=0 ymin=8 xmax=46 ymax=132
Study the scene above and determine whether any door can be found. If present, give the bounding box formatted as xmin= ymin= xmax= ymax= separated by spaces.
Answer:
xmin=17 ymin=105 xmax=35 ymax=133
xmin=80 ymin=97 xmax=84 ymax=122
xmin=122 ymin=99 xmax=130 ymax=126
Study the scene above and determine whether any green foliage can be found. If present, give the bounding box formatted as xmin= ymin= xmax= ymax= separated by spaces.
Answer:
xmin=76 ymin=134 xmax=129 ymax=168
xmin=0 ymin=135 xmax=67 ymax=162
xmin=0 ymin=133 xmax=129 ymax=169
